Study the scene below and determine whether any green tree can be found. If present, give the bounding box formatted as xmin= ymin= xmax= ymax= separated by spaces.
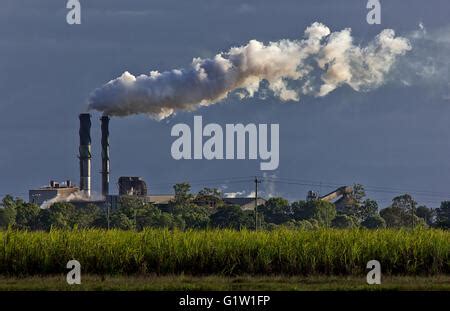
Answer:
xmin=282 ymin=219 xmax=317 ymax=230
xmin=136 ymin=207 xmax=178 ymax=230
xmin=359 ymin=199 xmax=379 ymax=220
xmin=291 ymin=200 xmax=312 ymax=220
xmin=332 ymin=215 xmax=357 ymax=229
xmin=436 ymin=201 xmax=450 ymax=229
xmin=379 ymin=194 xmax=421 ymax=228
xmin=392 ymin=194 xmax=417 ymax=220
xmin=259 ymin=197 xmax=291 ymax=224
xmin=242 ymin=210 xmax=258 ymax=230
xmin=110 ymin=212 xmax=135 ymax=230
xmin=158 ymin=212 xmax=177 ymax=228
xmin=0 ymin=196 xmax=41 ymax=230
xmin=339 ymin=187 xmax=378 ymax=223
xmin=0 ymin=195 xmax=17 ymax=229
xmin=15 ymin=201 xmax=40 ymax=230
xmin=117 ymin=196 xmax=147 ymax=218
xmin=173 ymin=214 xmax=187 ymax=230
xmin=38 ymin=202 xmax=76 ymax=230
xmin=351 ymin=184 xmax=366 ymax=205
xmin=341 ymin=198 xmax=379 ymax=223
xmin=72 ymin=204 xmax=102 ymax=229
xmin=0 ymin=207 xmax=16 ymax=229
xmin=339 ymin=184 xmax=366 ymax=215
xmin=172 ymin=203 xmax=210 ymax=229
xmin=197 ymin=187 xmax=222 ymax=198
xmin=111 ymin=196 xmax=160 ymax=230
xmin=194 ymin=187 xmax=224 ymax=209
xmin=314 ymin=201 xmax=337 ymax=227
xmin=292 ymin=200 xmax=336 ymax=227
xmin=173 ymin=183 xmax=193 ymax=206
xmin=361 ymin=214 xmax=386 ymax=229
xmin=380 ymin=205 xmax=423 ymax=228
xmin=380 ymin=206 xmax=403 ymax=228
xmin=211 ymin=205 xmax=253 ymax=230
xmin=135 ymin=205 xmax=162 ymax=229
xmin=416 ymin=205 xmax=435 ymax=227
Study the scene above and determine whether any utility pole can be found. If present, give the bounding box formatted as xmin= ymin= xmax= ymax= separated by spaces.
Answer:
xmin=254 ymin=177 xmax=261 ymax=230
xmin=107 ymin=202 xmax=110 ymax=230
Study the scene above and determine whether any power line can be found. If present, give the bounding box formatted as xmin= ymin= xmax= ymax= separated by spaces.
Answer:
xmin=117 ymin=175 xmax=450 ymax=204
xmin=148 ymin=175 xmax=255 ymax=187
xmin=260 ymin=176 xmax=450 ymax=199
xmin=3 ymin=175 xmax=450 ymax=208
xmin=260 ymin=175 xmax=448 ymax=195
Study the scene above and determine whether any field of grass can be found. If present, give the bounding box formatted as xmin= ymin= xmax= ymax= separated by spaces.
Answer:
xmin=1 ymin=275 xmax=449 ymax=291
xmin=0 ymin=228 xmax=448 ymax=277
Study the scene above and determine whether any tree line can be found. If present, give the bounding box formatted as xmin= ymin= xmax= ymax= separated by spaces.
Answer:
xmin=0 ymin=183 xmax=449 ymax=230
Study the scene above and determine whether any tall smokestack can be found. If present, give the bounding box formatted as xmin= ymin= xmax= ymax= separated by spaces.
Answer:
xmin=101 ymin=115 xmax=110 ymax=197
xmin=79 ymin=113 xmax=91 ymax=197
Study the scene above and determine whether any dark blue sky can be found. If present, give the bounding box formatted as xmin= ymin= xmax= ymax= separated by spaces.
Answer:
xmin=1 ymin=0 xmax=450 ymax=207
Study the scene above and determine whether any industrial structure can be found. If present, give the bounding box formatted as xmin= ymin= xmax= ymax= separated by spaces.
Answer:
xmin=78 ymin=113 xmax=91 ymax=197
xmin=118 ymin=177 xmax=147 ymax=196
xmin=101 ymin=115 xmax=110 ymax=197
xmin=28 ymin=113 xmax=265 ymax=211
xmin=28 ymin=113 xmax=351 ymax=212
xmin=29 ymin=180 xmax=78 ymax=205
xmin=307 ymin=186 xmax=355 ymax=211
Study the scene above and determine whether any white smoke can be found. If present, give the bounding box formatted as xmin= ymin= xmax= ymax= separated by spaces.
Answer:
xmin=223 ymin=190 xmax=256 ymax=198
xmin=262 ymin=172 xmax=278 ymax=198
xmin=394 ymin=23 xmax=450 ymax=97
xmin=223 ymin=191 xmax=246 ymax=198
xmin=246 ymin=191 xmax=256 ymax=198
xmin=88 ymin=22 xmax=411 ymax=119
xmin=40 ymin=191 xmax=102 ymax=209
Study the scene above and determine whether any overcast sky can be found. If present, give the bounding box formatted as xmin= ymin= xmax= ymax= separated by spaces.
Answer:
xmin=1 ymin=0 xmax=450 ymax=207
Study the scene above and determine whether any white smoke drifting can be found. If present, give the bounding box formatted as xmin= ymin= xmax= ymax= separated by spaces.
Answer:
xmin=223 ymin=191 xmax=246 ymax=198
xmin=40 ymin=191 xmax=103 ymax=209
xmin=395 ymin=23 xmax=450 ymax=95
xmin=88 ymin=22 xmax=411 ymax=119
xmin=223 ymin=190 xmax=256 ymax=198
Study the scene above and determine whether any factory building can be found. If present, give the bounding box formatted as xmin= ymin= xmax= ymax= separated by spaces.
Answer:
xmin=28 ymin=112 xmax=265 ymax=211
xmin=29 ymin=180 xmax=78 ymax=205
xmin=118 ymin=177 xmax=147 ymax=196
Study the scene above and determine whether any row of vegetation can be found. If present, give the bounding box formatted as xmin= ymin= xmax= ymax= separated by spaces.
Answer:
xmin=0 ymin=183 xmax=449 ymax=231
xmin=0 ymin=228 xmax=448 ymax=276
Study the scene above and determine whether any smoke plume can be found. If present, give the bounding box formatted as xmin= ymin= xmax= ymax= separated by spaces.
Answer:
xmin=88 ymin=22 xmax=411 ymax=119
xmin=394 ymin=23 xmax=450 ymax=96
xmin=40 ymin=191 xmax=102 ymax=209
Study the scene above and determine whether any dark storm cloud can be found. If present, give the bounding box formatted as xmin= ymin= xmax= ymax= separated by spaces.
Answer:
xmin=1 ymin=0 xmax=450 ymax=207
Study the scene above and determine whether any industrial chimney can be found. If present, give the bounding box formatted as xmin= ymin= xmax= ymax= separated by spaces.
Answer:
xmin=79 ymin=113 xmax=91 ymax=197
xmin=101 ymin=115 xmax=110 ymax=197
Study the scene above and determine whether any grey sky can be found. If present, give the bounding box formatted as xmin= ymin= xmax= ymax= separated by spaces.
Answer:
xmin=1 ymin=0 xmax=450 ymax=207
